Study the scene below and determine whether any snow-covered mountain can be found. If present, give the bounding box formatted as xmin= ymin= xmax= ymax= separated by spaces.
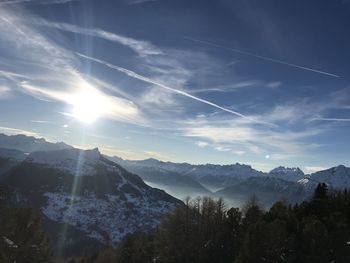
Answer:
xmin=268 ymin=166 xmax=305 ymax=182
xmin=111 ymin=157 xmax=264 ymax=192
xmin=298 ymin=165 xmax=350 ymax=190
xmin=118 ymin=158 xmax=263 ymax=180
xmin=2 ymin=133 xmax=350 ymax=221
xmin=110 ymin=157 xmax=211 ymax=199
xmin=26 ymin=148 xmax=102 ymax=176
xmin=0 ymin=133 xmax=72 ymax=153
xmin=0 ymin=140 xmax=181 ymax=257
xmin=111 ymin=155 xmax=350 ymax=203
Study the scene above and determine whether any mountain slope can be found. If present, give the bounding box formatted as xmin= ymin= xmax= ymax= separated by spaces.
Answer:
xmin=0 ymin=147 xmax=181 ymax=257
xmin=111 ymin=157 xmax=211 ymax=200
xmin=298 ymin=165 xmax=350 ymax=190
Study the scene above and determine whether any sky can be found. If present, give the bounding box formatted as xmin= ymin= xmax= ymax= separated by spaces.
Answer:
xmin=0 ymin=0 xmax=349 ymax=173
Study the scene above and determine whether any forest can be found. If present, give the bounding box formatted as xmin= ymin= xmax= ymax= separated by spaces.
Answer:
xmin=2 ymin=183 xmax=350 ymax=263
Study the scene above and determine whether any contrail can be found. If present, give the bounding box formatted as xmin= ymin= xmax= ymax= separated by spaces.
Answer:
xmin=185 ymin=37 xmax=340 ymax=78
xmin=313 ymin=117 xmax=350 ymax=122
xmin=77 ymin=53 xmax=276 ymax=127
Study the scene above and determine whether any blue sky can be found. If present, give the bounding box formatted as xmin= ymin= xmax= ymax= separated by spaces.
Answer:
xmin=0 ymin=0 xmax=349 ymax=172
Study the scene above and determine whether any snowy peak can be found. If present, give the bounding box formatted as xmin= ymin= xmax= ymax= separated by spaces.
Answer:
xmin=26 ymin=147 xmax=104 ymax=176
xmin=269 ymin=166 xmax=305 ymax=182
xmin=0 ymin=133 xmax=72 ymax=153
xmin=306 ymin=165 xmax=350 ymax=189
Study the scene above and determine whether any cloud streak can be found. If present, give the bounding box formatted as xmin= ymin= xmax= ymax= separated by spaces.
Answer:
xmin=313 ymin=117 xmax=350 ymax=122
xmin=185 ymin=37 xmax=340 ymax=78
xmin=37 ymin=21 xmax=162 ymax=57
xmin=0 ymin=126 xmax=39 ymax=137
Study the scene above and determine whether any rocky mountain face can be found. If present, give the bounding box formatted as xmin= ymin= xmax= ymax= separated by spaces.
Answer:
xmin=0 ymin=134 xmax=181 ymax=257
xmin=268 ymin=166 xmax=305 ymax=182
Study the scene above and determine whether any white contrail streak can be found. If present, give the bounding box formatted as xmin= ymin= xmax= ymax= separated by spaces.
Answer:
xmin=77 ymin=53 xmax=276 ymax=127
xmin=185 ymin=37 xmax=340 ymax=78
xmin=314 ymin=117 xmax=350 ymax=122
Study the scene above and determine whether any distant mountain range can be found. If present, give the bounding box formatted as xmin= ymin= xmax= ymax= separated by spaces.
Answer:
xmin=1 ymin=133 xmax=350 ymax=255
xmin=110 ymin=152 xmax=350 ymax=207
xmin=0 ymin=134 xmax=180 ymax=257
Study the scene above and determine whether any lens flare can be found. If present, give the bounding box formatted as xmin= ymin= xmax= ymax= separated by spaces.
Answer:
xmin=70 ymin=84 xmax=106 ymax=124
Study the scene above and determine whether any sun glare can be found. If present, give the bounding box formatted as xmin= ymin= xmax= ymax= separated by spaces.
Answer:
xmin=70 ymin=84 xmax=106 ymax=124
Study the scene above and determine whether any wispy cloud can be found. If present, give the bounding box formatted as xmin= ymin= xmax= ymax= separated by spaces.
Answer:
xmin=31 ymin=120 xmax=49 ymax=124
xmin=189 ymin=81 xmax=258 ymax=94
xmin=0 ymin=85 xmax=11 ymax=99
xmin=195 ymin=141 xmax=208 ymax=148
xmin=0 ymin=7 xmax=144 ymax=124
xmin=180 ymin=110 xmax=323 ymax=160
xmin=37 ymin=21 xmax=162 ymax=57
xmin=265 ymin=81 xmax=282 ymax=89
xmin=0 ymin=126 xmax=39 ymax=137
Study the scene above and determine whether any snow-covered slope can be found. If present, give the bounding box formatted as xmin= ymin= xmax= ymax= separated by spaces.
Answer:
xmin=26 ymin=148 xmax=102 ymax=176
xmin=268 ymin=166 xmax=305 ymax=182
xmin=298 ymin=165 xmax=350 ymax=190
xmin=1 ymin=146 xmax=181 ymax=256
xmin=0 ymin=133 xmax=72 ymax=153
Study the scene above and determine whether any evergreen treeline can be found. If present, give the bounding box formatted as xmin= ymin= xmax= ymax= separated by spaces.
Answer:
xmin=2 ymin=183 xmax=350 ymax=262
xmin=0 ymin=185 xmax=52 ymax=263
xmin=69 ymin=183 xmax=350 ymax=263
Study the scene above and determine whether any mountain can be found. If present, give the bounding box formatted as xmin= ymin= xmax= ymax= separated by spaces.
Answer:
xmin=0 ymin=147 xmax=27 ymax=161
xmin=111 ymin=157 xmax=264 ymax=193
xmin=111 ymin=155 xmax=350 ymax=206
xmin=0 ymin=144 xmax=181 ymax=257
xmin=216 ymin=176 xmax=309 ymax=208
xmin=268 ymin=166 xmax=305 ymax=182
xmin=109 ymin=157 xmax=211 ymax=200
xmin=2 ymin=133 xmax=350 ymax=237
xmin=0 ymin=133 xmax=72 ymax=153
xmin=298 ymin=165 xmax=350 ymax=190
xmin=0 ymin=148 xmax=27 ymax=179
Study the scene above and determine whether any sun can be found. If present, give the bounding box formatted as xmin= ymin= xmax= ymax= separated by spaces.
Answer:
xmin=70 ymin=85 xmax=106 ymax=124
